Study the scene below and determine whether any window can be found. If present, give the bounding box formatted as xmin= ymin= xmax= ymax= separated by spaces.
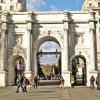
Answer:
xmin=0 ymin=6 xmax=2 ymax=10
xmin=98 ymin=2 xmax=100 ymax=7
xmin=10 ymin=6 xmax=14 ymax=10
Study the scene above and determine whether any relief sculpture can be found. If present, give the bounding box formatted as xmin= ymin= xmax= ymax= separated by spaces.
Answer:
xmin=16 ymin=35 xmax=23 ymax=47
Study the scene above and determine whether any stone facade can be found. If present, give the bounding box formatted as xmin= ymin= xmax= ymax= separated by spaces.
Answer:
xmin=82 ymin=0 xmax=100 ymax=70
xmin=0 ymin=0 xmax=99 ymax=87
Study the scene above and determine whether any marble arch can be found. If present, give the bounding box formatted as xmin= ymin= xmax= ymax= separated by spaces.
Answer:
xmin=0 ymin=0 xmax=98 ymax=87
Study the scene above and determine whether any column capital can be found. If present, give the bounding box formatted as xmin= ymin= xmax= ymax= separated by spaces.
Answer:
xmin=89 ymin=11 xmax=95 ymax=16
xmin=64 ymin=27 xmax=69 ymax=31
xmin=2 ymin=28 xmax=8 ymax=33
xmin=63 ymin=11 xmax=70 ymax=22
xmin=27 ymin=28 xmax=32 ymax=33
xmin=89 ymin=28 xmax=95 ymax=32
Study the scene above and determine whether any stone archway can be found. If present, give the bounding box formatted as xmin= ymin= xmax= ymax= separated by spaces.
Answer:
xmin=33 ymin=29 xmax=71 ymax=87
xmin=37 ymin=42 xmax=61 ymax=80
xmin=8 ymin=55 xmax=26 ymax=85
xmin=33 ymin=36 xmax=62 ymax=78
xmin=71 ymin=55 xmax=87 ymax=86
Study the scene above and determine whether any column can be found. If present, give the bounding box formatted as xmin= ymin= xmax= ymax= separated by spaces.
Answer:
xmin=0 ymin=29 xmax=6 ymax=71
xmin=26 ymin=29 xmax=31 ymax=72
xmin=33 ymin=48 xmax=38 ymax=76
xmin=90 ymin=28 xmax=96 ymax=71
xmin=62 ymin=28 xmax=69 ymax=71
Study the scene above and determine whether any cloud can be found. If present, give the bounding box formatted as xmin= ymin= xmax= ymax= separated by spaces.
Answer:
xmin=50 ymin=4 xmax=59 ymax=11
xmin=39 ymin=41 xmax=61 ymax=64
xmin=39 ymin=41 xmax=61 ymax=52
xmin=26 ymin=0 xmax=46 ymax=11
xmin=40 ymin=55 xmax=59 ymax=65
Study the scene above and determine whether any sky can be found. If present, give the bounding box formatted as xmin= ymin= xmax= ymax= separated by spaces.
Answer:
xmin=26 ymin=0 xmax=84 ymax=11
xmin=26 ymin=0 xmax=84 ymax=65
xmin=39 ymin=42 xmax=61 ymax=65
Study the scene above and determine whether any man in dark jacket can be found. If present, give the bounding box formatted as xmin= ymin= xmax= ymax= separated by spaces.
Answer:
xmin=16 ymin=74 xmax=24 ymax=93
xmin=23 ymin=75 xmax=28 ymax=92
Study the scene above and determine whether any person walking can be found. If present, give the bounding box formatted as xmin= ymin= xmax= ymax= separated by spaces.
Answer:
xmin=96 ymin=77 xmax=100 ymax=90
xmin=23 ymin=75 xmax=28 ymax=93
xmin=90 ymin=75 xmax=95 ymax=90
xmin=33 ymin=76 xmax=39 ymax=89
xmin=16 ymin=74 xmax=24 ymax=93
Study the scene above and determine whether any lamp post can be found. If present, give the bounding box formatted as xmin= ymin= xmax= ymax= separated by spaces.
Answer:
xmin=56 ymin=49 xmax=58 ymax=57
xmin=40 ymin=49 xmax=42 ymax=58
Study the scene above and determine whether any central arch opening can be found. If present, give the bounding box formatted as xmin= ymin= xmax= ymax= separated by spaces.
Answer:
xmin=37 ymin=41 xmax=61 ymax=85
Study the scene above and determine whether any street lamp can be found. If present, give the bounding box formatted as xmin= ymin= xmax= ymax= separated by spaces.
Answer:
xmin=40 ymin=49 xmax=42 ymax=58
xmin=56 ymin=49 xmax=58 ymax=57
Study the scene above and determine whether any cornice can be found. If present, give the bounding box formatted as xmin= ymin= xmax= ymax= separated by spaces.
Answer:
xmin=0 ymin=19 xmax=91 ymax=25
xmin=34 ymin=21 xmax=89 ymax=24
xmin=8 ymin=21 xmax=27 ymax=24
xmin=1 ymin=11 xmax=64 ymax=15
xmin=26 ymin=20 xmax=34 ymax=23
xmin=7 ymin=20 xmax=89 ymax=24
xmin=32 ymin=11 xmax=64 ymax=15
xmin=0 ymin=11 xmax=89 ymax=17
xmin=69 ymin=11 xmax=89 ymax=14
xmin=33 ymin=21 xmax=63 ymax=24
xmin=88 ymin=19 xmax=97 ymax=22
xmin=70 ymin=20 xmax=89 ymax=24
xmin=1 ymin=20 xmax=8 ymax=23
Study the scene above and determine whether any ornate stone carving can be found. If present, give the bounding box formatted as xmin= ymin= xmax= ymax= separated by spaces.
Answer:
xmin=15 ymin=34 xmax=23 ymax=47
xmin=64 ymin=27 xmax=69 ymax=31
xmin=2 ymin=23 xmax=7 ymax=31
xmin=75 ymin=34 xmax=84 ymax=46
xmin=32 ymin=29 xmax=64 ymax=45
xmin=78 ymin=35 xmax=84 ymax=44
xmin=27 ymin=29 xmax=32 ymax=32
xmin=13 ymin=47 xmax=27 ymax=59
xmin=0 ymin=29 xmax=7 ymax=48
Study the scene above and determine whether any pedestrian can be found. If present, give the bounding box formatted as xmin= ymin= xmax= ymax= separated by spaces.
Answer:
xmin=16 ymin=74 xmax=24 ymax=93
xmin=33 ymin=76 xmax=39 ymax=89
xmin=96 ymin=77 xmax=100 ymax=90
xmin=61 ymin=76 xmax=65 ymax=87
xmin=23 ymin=75 xmax=28 ymax=93
xmin=90 ymin=75 xmax=95 ymax=90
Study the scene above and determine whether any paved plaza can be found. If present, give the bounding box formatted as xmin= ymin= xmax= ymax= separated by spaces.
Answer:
xmin=0 ymin=85 xmax=100 ymax=100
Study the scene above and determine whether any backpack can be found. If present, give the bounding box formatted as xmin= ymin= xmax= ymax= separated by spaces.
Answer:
xmin=23 ymin=77 xmax=30 ymax=85
xmin=90 ymin=76 xmax=95 ymax=83
xmin=16 ymin=76 xmax=22 ymax=84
